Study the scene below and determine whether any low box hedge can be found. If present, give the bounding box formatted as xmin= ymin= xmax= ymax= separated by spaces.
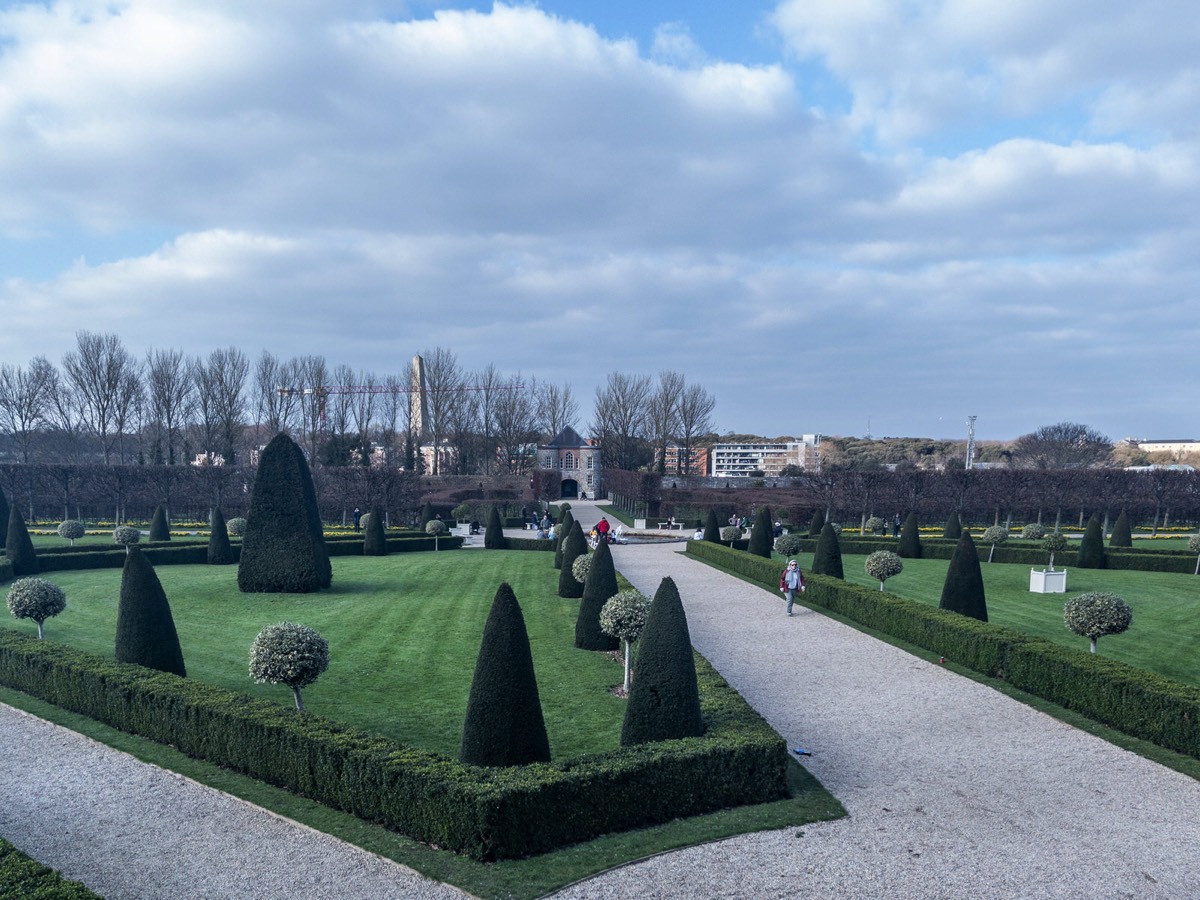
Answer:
xmin=0 ymin=838 xmax=100 ymax=899
xmin=0 ymin=631 xmax=786 ymax=860
xmin=687 ymin=540 xmax=1200 ymax=761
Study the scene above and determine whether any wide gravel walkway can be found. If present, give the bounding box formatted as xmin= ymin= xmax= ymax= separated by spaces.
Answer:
xmin=5 ymin=500 xmax=1200 ymax=898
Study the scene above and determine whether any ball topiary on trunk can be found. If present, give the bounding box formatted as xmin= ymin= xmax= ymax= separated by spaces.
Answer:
xmin=484 ymin=507 xmax=506 ymax=549
xmin=942 ymin=510 xmax=962 ymax=540
xmin=460 ymin=582 xmax=551 ymax=767
xmin=557 ymin=521 xmax=587 ymax=599
xmin=249 ymin=621 xmax=329 ymax=711
xmin=115 ymin=548 xmax=186 ymax=677
xmin=703 ymin=508 xmax=721 ymax=543
xmin=620 ymin=577 xmax=704 ymax=746
xmin=1076 ymin=513 xmax=1107 ymax=569
xmin=207 ymin=507 xmax=235 ymax=565
xmin=898 ymin=512 xmax=922 ymax=558
xmin=1064 ymin=591 xmax=1132 ymax=653
xmin=812 ymin=522 xmax=845 ymax=579
xmin=5 ymin=506 xmax=39 ymax=576
xmin=938 ymin=532 xmax=988 ymax=622
xmin=7 ymin=577 xmax=66 ymax=639
xmin=363 ymin=506 xmax=388 ymax=556
xmin=774 ymin=533 xmax=804 ymax=557
xmin=57 ymin=520 xmax=86 ymax=546
xmin=238 ymin=432 xmax=331 ymax=593
xmin=1108 ymin=510 xmax=1132 ymax=549
xmin=748 ymin=506 xmax=773 ymax=559
xmin=148 ymin=504 xmax=171 ymax=542
xmin=575 ymin=538 xmax=619 ymax=651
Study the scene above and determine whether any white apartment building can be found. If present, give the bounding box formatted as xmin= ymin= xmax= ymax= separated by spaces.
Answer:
xmin=711 ymin=435 xmax=821 ymax=476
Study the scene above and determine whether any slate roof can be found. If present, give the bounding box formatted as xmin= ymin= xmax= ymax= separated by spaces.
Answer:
xmin=542 ymin=426 xmax=590 ymax=449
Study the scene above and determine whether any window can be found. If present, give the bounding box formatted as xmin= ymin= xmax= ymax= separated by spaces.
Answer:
xmin=565 ymin=452 xmax=575 ymax=469
xmin=586 ymin=455 xmax=593 ymax=469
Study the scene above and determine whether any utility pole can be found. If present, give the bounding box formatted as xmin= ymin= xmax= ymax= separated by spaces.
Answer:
xmin=965 ymin=415 xmax=978 ymax=470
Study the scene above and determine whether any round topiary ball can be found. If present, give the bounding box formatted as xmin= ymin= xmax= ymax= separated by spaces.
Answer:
xmin=1064 ymin=591 xmax=1132 ymax=653
xmin=7 ymin=577 xmax=67 ymax=639
xmin=720 ymin=526 xmax=743 ymax=543
xmin=226 ymin=517 xmax=247 ymax=537
xmin=249 ymin=621 xmax=330 ymax=711
xmin=1021 ymin=523 xmax=1046 ymax=540
xmin=865 ymin=516 xmax=886 ymax=535
xmin=425 ymin=519 xmax=447 ymax=536
xmin=774 ymin=534 xmax=805 ymax=556
xmin=600 ymin=589 xmax=651 ymax=643
xmin=572 ymin=552 xmax=592 ymax=584
xmin=113 ymin=525 xmax=141 ymax=547
xmin=57 ymin=520 xmax=86 ymax=544
xmin=865 ymin=550 xmax=904 ymax=588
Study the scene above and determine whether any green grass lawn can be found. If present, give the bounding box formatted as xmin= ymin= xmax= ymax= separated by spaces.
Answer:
xmin=785 ymin=549 xmax=1200 ymax=686
xmin=4 ymin=551 xmax=628 ymax=760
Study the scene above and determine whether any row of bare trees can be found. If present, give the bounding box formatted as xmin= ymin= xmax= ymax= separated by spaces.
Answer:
xmin=590 ymin=371 xmax=715 ymax=473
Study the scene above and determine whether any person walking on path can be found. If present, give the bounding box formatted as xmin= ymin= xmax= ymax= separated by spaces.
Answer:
xmin=778 ymin=558 xmax=805 ymax=616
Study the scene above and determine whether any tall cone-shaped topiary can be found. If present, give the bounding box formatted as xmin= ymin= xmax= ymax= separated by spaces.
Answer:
xmin=898 ymin=512 xmax=922 ymax=558
xmin=238 ymin=432 xmax=332 ymax=593
xmin=0 ymin=486 xmax=9 ymax=549
xmin=748 ymin=506 xmax=773 ymax=559
xmin=419 ymin=502 xmax=434 ymax=529
xmin=1109 ymin=510 xmax=1132 ymax=548
xmin=812 ymin=522 xmax=845 ymax=579
xmin=553 ymin=510 xmax=574 ymax=569
xmin=484 ymin=507 xmax=506 ymax=549
xmin=621 ymin=577 xmax=704 ymax=746
xmin=207 ymin=507 xmax=234 ymax=565
xmin=459 ymin=582 xmax=551 ymax=767
xmin=575 ymin=538 xmax=620 ymax=650
xmin=808 ymin=508 xmax=825 ymax=538
xmin=115 ymin=548 xmax=186 ymax=676
xmin=557 ymin=521 xmax=587 ymax=598
xmin=938 ymin=532 xmax=988 ymax=622
xmin=5 ymin=506 xmax=39 ymax=576
xmin=943 ymin=510 xmax=962 ymax=540
xmin=703 ymin=508 xmax=721 ymax=543
xmin=1076 ymin=512 xmax=1107 ymax=569
xmin=363 ymin=506 xmax=388 ymax=556
xmin=148 ymin=504 xmax=171 ymax=542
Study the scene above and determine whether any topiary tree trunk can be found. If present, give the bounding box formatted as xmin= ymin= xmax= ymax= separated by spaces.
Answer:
xmin=575 ymin=538 xmax=619 ymax=651
xmin=148 ymin=504 xmax=171 ymax=542
xmin=1076 ymin=512 xmax=1107 ymax=569
xmin=5 ymin=506 xmax=39 ymax=576
xmin=748 ymin=506 xmax=773 ymax=559
xmin=898 ymin=512 xmax=922 ymax=558
xmin=703 ymin=508 xmax=721 ymax=543
xmin=620 ymin=577 xmax=704 ymax=746
xmin=1108 ymin=510 xmax=1132 ymax=549
xmin=206 ymin=507 xmax=235 ymax=565
xmin=557 ymin=521 xmax=588 ymax=599
xmin=363 ymin=505 xmax=388 ymax=556
xmin=115 ymin=548 xmax=186 ymax=677
xmin=238 ymin=432 xmax=332 ymax=593
xmin=484 ymin=507 xmax=506 ymax=549
xmin=938 ymin=532 xmax=988 ymax=622
xmin=460 ymin=583 xmax=551 ymax=767
xmin=812 ymin=522 xmax=844 ymax=579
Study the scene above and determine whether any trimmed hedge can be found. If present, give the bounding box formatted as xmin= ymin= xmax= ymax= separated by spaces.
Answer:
xmin=686 ymin=540 xmax=1200 ymax=760
xmin=0 ymin=838 xmax=100 ymax=899
xmin=0 ymin=629 xmax=786 ymax=861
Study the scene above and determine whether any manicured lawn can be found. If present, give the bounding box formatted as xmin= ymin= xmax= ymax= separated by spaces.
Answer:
xmin=785 ymin=549 xmax=1200 ymax=686
xmin=3 ymin=551 xmax=628 ymax=760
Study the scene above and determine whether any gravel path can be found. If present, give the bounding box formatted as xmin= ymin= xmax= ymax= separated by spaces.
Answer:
xmin=5 ymin=502 xmax=1200 ymax=899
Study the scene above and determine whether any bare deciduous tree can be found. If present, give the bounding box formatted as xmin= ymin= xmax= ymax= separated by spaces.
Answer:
xmin=535 ymin=380 xmax=578 ymax=439
xmin=422 ymin=347 xmax=463 ymax=475
xmin=62 ymin=331 xmax=140 ymax=464
xmin=145 ymin=348 xmax=194 ymax=465
xmin=647 ymin=370 xmax=685 ymax=474
xmin=591 ymin=372 xmax=651 ymax=471
xmin=0 ymin=356 xmax=57 ymax=463
xmin=675 ymin=382 xmax=715 ymax=476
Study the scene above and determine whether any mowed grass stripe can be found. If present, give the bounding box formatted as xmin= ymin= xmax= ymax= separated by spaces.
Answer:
xmin=3 ymin=550 xmax=626 ymax=760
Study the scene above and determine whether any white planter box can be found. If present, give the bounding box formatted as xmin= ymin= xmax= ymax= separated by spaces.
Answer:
xmin=634 ymin=518 xmax=647 ymax=530
xmin=1030 ymin=568 xmax=1068 ymax=593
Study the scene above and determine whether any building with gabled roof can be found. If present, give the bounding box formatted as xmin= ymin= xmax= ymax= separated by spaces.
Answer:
xmin=538 ymin=426 xmax=600 ymax=498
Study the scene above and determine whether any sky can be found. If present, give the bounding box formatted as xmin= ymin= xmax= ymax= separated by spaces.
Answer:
xmin=1 ymin=0 xmax=1197 ymax=443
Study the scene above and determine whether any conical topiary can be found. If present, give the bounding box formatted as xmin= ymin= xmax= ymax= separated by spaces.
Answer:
xmin=553 ymin=510 xmax=573 ymax=569
xmin=238 ymin=432 xmax=332 ymax=593
xmin=5 ymin=506 xmax=39 ymax=576
xmin=459 ymin=582 xmax=551 ymax=767
xmin=620 ymin=577 xmax=704 ymax=746
xmin=748 ymin=506 xmax=773 ymax=559
xmin=148 ymin=504 xmax=171 ymax=542
xmin=1076 ymin=512 xmax=1107 ymax=569
xmin=207 ymin=507 xmax=234 ymax=565
xmin=484 ymin=507 xmax=506 ymax=549
xmin=1109 ymin=510 xmax=1132 ymax=548
xmin=363 ymin=506 xmax=388 ymax=556
xmin=938 ymin=532 xmax=988 ymax=622
xmin=703 ymin=508 xmax=721 ymax=543
xmin=115 ymin=548 xmax=186 ymax=676
xmin=812 ymin=522 xmax=845 ymax=579
xmin=943 ymin=510 xmax=962 ymax=540
xmin=898 ymin=512 xmax=922 ymax=558
xmin=808 ymin=509 xmax=825 ymax=538
xmin=419 ymin=502 xmax=435 ymax=529
xmin=557 ymin=521 xmax=587 ymax=599
xmin=0 ymin=486 xmax=9 ymax=549
xmin=575 ymin=538 xmax=620 ymax=650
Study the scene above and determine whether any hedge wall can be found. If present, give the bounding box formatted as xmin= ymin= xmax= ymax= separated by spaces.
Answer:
xmin=686 ymin=540 xmax=1200 ymax=760
xmin=0 ymin=631 xmax=786 ymax=861
xmin=0 ymin=838 xmax=100 ymax=899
